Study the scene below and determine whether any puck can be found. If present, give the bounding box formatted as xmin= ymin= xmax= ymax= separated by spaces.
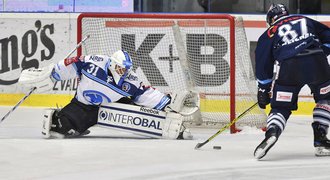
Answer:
xmin=213 ymin=146 xmax=222 ymax=150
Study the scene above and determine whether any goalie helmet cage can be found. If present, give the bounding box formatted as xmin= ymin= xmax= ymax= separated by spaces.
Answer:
xmin=77 ymin=13 xmax=267 ymax=133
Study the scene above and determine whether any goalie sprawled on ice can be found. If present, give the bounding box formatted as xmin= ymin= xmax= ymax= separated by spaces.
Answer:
xmin=18 ymin=50 xmax=199 ymax=140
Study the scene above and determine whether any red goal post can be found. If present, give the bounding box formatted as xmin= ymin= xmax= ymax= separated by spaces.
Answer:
xmin=77 ymin=13 xmax=266 ymax=133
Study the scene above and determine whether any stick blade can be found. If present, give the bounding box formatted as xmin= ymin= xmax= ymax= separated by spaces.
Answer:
xmin=194 ymin=142 xmax=206 ymax=150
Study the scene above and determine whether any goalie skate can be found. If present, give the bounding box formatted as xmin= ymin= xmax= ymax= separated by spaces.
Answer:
xmin=49 ymin=129 xmax=91 ymax=139
xmin=177 ymin=125 xmax=193 ymax=140
xmin=42 ymin=109 xmax=90 ymax=139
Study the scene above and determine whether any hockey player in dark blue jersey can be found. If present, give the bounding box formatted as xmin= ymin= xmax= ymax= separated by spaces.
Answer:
xmin=254 ymin=4 xmax=330 ymax=159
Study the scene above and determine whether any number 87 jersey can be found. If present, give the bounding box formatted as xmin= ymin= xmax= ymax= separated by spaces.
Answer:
xmin=255 ymin=15 xmax=330 ymax=84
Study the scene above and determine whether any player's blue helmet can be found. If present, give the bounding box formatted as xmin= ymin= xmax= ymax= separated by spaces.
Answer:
xmin=266 ymin=3 xmax=289 ymax=26
xmin=109 ymin=50 xmax=133 ymax=86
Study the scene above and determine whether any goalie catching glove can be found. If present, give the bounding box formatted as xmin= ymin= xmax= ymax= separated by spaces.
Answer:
xmin=18 ymin=56 xmax=80 ymax=93
xmin=165 ymin=90 xmax=200 ymax=116
xmin=18 ymin=64 xmax=56 ymax=93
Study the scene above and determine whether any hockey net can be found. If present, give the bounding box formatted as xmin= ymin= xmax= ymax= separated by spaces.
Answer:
xmin=77 ymin=13 xmax=267 ymax=133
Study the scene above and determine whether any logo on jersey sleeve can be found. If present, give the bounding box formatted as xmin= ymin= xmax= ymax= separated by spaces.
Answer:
xmin=122 ymin=82 xmax=131 ymax=92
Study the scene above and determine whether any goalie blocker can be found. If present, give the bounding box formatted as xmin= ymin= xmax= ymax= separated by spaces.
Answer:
xmin=97 ymin=103 xmax=192 ymax=139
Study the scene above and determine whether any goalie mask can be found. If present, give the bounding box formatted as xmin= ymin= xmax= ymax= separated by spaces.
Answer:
xmin=266 ymin=3 xmax=289 ymax=26
xmin=109 ymin=50 xmax=133 ymax=86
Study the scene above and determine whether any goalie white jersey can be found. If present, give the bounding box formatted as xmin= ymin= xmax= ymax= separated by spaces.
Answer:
xmin=19 ymin=50 xmax=195 ymax=140
xmin=51 ymin=55 xmax=171 ymax=109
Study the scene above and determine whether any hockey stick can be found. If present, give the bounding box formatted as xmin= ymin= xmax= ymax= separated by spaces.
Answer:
xmin=0 ymin=35 xmax=90 ymax=124
xmin=0 ymin=87 xmax=37 ymax=123
xmin=195 ymin=102 xmax=258 ymax=150
xmin=65 ymin=35 xmax=90 ymax=58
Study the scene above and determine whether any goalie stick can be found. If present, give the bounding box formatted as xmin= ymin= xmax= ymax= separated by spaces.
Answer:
xmin=195 ymin=102 xmax=258 ymax=149
xmin=0 ymin=35 xmax=90 ymax=124
xmin=0 ymin=87 xmax=36 ymax=123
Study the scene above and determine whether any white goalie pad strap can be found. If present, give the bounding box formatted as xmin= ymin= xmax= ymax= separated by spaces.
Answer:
xmin=162 ymin=112 xmax=184 ymax=139
xmin=98 ymin=103 xmax=167 ymax=138
xmin=166 ymin=90 xmax=200 ymax=116
xmin=18 ymin=63 xmax=55 ymax=93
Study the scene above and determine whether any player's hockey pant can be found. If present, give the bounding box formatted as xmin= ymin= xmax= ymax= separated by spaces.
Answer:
xmin=271 ymin=52 xmax=330 ymax=111
xmin=268 ymin=52 xmax=330 ymax=134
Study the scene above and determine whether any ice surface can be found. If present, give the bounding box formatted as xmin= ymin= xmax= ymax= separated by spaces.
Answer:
xmin=0 ymin=106 xmax=330 ymax=180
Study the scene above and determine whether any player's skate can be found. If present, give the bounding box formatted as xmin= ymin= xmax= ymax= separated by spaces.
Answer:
xmin=312 ymin=122 xmax=330 ymax=156
xmin=42 ymin=109 xmax=90 ymax=139
xmin=254 ymin=125 xmax=281 ymax=159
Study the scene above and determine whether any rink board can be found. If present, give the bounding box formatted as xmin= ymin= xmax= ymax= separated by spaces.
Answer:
xmin=0 ymin=93 xmax=315 ymax=115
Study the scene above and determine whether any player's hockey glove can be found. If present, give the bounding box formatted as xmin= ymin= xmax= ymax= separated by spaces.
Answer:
xmin=257 ymin=86 xmax=271 ymax=109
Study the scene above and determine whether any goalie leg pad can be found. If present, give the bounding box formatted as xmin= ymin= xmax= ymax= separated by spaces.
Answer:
xmin=162 ymin=112 xmax=183 ymax=139
xmin=98 ymin=103 xmax=165 ymax=138
xmin=98 ymin=103 xmax=193 ymax=140
xmin=42 ymin=109 xmax=74 ymax=139
xmin=42 ymin=109 xmax=56 ymax=138
xmin=162 ymin=112 xmax=193 ymax=140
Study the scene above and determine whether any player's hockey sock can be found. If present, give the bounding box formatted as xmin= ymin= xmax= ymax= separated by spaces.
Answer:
xmin=254 ymin=125 xmax=281 ymax=160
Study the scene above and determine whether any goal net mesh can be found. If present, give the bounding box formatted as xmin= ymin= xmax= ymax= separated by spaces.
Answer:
xmin=78 ymin=14 xmax=267 ymax=130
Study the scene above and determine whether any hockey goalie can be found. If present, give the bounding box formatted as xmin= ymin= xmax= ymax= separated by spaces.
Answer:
xmin=18 ymin=50 xmax=199 ymax=140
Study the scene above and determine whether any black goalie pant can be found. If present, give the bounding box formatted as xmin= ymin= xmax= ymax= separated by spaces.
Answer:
xmin=58 ymin=98 xmax=99 ymax=134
